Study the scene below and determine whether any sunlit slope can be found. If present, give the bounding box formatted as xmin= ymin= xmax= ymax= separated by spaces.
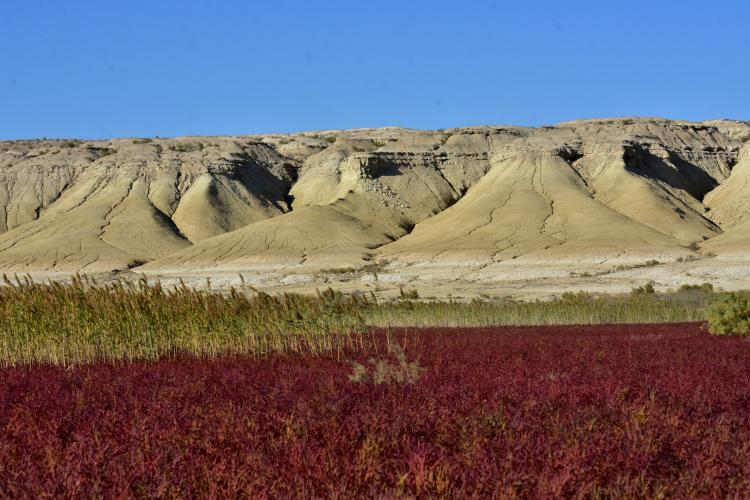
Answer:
xmin=0 ymin=175 xmax=189 ymax=272
xmin=0 ymin=118 xmax=747 ymax=274
xmin=704 ymin=143 xmax=750 ymax=253
xmin=378 ymin=152 xmax=682 ymax=264
xmin=145 ymin=138 xmax=492 ymax=271
xmin=0 ymin=139 xmax=294 ymax=272
xmin=141 ymin=195 xmax=407 ymax=271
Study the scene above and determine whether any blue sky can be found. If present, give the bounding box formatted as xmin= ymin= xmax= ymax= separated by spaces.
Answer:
xmin=1 ymin=0 xmax=748 ymax=139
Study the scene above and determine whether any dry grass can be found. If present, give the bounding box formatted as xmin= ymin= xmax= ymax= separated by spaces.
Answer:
xmin=0 ymin=276 xmax=710 ymax=366
xmin=365 ymin=291 xmax=706 ymax=328
xmin=0 ymin=275 xmax=369 ymax=366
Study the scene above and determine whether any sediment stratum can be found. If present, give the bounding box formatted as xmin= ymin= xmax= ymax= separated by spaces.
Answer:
xmin=2 ymin=118 xmax=749 ymax=296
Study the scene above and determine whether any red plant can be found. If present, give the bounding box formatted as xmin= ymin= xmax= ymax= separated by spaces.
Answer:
xmin=2 ymin=322 xmax=750 ymax=497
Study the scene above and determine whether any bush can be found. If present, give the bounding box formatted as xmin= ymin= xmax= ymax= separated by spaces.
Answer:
xmin=632 ymin=281 xmax=656 ymax=295
xmin=560 ymin=291 xmax=595 ymax=304
xmin=677 ymin=255 xmax=700 ymax=263
xmin=678 ymin=283 xmax=713 ymax=293
xmin=89 ymin=146 xmax=116 ymax=157
xmin=706 ymin=292 xmax=750 ymax=336
xmin=348 ymin=343 xmax=424 ymax=385
xmin=168 ymin=142 xmax=204 ymax=152
xmin=362 ymin=259 xmax=389 ymax=274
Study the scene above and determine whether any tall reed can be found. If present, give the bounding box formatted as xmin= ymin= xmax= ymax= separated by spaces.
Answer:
xmin=0 ymin=275 xmax=369 ymax=366
xmin=0 ymin=276 xmax=709 ymax=366
xmin=364 ymin=292 xmax=707 ymax=327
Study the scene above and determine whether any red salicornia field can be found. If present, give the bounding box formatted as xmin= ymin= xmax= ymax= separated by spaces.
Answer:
xmin=2 ymin=322 xmax=750 ymax=497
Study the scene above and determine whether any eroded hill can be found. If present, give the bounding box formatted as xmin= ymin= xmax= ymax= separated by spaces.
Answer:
xmin=1 ymin=118 xmax=749 ymax=296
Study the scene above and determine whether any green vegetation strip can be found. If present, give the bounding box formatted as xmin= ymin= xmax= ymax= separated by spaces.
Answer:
xmin=366 ymin=294 xmax=705 ymax=328
xmin=0 ymin=276 xmax=726 ymax=366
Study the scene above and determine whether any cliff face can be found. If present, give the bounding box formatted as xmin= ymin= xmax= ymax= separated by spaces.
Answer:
xmin=0 ymin=118 xmax=748 ymax=275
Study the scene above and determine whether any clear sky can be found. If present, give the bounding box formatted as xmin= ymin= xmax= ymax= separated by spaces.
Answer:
xmin=2 ymin=0 xmax=748 ymax=139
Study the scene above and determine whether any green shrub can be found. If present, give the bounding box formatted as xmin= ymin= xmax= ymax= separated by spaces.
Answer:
xmin=632 ymin=281 xmax=656 ymax=295
xmin=678 ymin=283 xmax=713 ymax=293
xmin=677 ymin=255 xmax=700 ymax=263
xmin=706 ymin=292 xmax=750 ymax=336
xmin=560 ymin=291 xmax=596 ymax=304
xmin=319 ymin=266 xmax=358 ymax=275
xmin=362 ymin=259 xmax=389 ymax=274
xmin=89 ymin=146 xmax=116 ymax=157
xmin=168 ymin=142 xmax=204 ymax=153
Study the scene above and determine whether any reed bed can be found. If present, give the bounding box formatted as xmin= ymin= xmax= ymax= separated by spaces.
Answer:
xmin=0 ymin=275 xmax=710 ymax=366
xmin=365 ymin=291 xmax=708 ymax=327
xmin=0 ymin=275 xmax=369 ymax=366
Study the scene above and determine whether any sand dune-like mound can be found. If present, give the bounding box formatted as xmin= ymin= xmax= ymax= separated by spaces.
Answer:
xmin=143 ymin=194 xmax=406 ymax=272
xmin=0 ymin=138 xmax=294 ymax=272
xmin=379 ymin=150 xmax=684 ymax=266
xmin=703 ymin=141 xmax=750 ymax=253
xmin=0 ymin=118 xmax=748 ymax=291
xmin=147 ymin=133 xmax=493 ymax=272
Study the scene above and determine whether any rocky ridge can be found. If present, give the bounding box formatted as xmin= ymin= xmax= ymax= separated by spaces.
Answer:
xmin=1 ymin=118 xmax=749 ymax=295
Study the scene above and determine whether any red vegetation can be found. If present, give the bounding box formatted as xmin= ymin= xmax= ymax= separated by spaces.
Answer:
xmin=3 ymin=323 xmax=750 ymax=497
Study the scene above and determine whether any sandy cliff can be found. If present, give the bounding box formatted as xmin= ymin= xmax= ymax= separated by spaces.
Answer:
xmin=1 ymin=118 xmax=749 ymax=296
